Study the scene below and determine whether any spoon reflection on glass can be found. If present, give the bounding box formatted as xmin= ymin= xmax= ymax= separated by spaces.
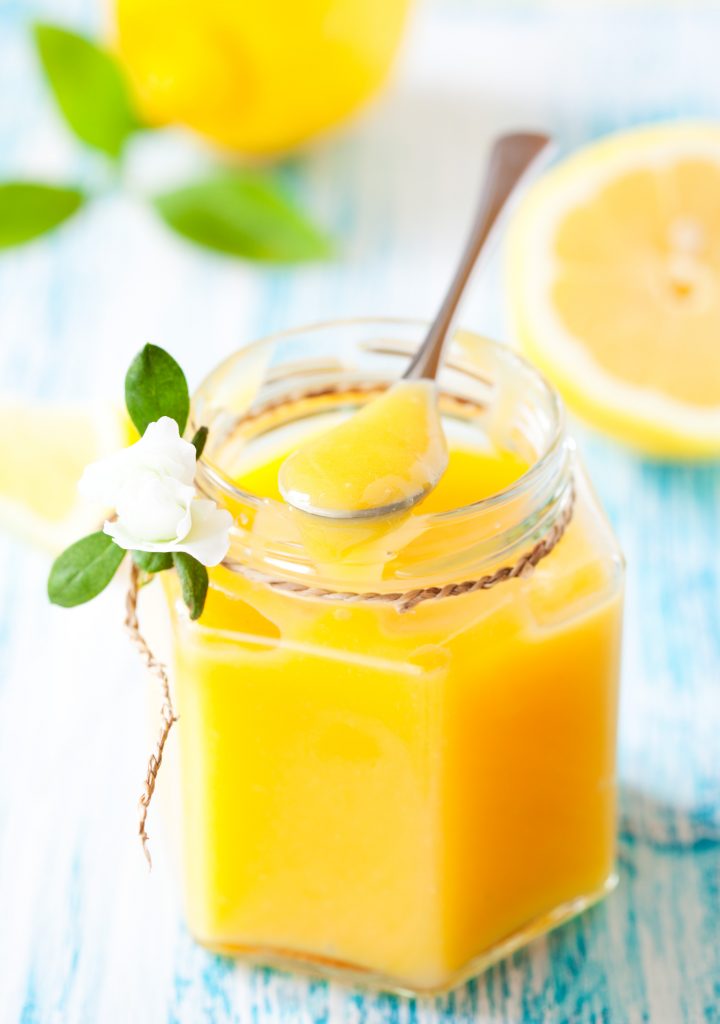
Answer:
xmin=279 ymin=131 xmax=552 ymax=520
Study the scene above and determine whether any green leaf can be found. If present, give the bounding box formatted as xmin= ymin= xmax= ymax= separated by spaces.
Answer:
xmin=173 ymin=552 xmax=209 ymax=621
xmin=0 ymin=183 xmax=84 ymax=249
xmin=48 ymin=531 xmax=126 ymax=607
xmin=152 ymin=173 xmax=333 ymax=263
xmin=125 ymin=343 xmax=190 ymax=436
xmin=132 ymin=550 xmax=173 ymax=573
xmin=191 ymin=426 xmax=208 ymax=460
xmin=33 ymin=22 xmax=139 ymax=158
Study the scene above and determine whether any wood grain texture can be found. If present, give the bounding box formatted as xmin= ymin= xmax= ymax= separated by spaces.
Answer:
xmin=1 ymin=2 xmax=719 ymax=1021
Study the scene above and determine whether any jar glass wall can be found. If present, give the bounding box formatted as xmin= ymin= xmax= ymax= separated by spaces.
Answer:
xmin=163 ymin=320 xmax=624 ymax=995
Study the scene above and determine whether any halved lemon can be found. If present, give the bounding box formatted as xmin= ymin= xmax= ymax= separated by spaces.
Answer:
xmin=0 ymin=401 xmax=134 ymax=551
xmin=507 ymin=122 xmax=720 ymax=458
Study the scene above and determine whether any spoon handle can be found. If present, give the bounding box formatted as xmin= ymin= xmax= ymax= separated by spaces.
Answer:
xmin=404 ymin=131 xmax=552 ymax=381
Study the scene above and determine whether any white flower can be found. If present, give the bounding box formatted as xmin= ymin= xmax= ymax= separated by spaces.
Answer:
xmin=79 ymin=417 xmax=232 ymax=566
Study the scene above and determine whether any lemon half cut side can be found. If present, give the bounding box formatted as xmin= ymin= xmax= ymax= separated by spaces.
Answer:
xmin=0 ymin=401 xmax=133 ymax=551
xmin=507 ymin=122 xmax=720 ymax=458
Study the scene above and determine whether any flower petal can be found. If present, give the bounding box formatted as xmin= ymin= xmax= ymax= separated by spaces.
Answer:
xmin=174 ymin=499 xmax=233 ymax=566
xmin=140 ymin=417 xmax=196 ymax=484
xmin=103 ymin=519 xmax=176 ymax=554
xmin=114 ymin=471 xmax=194 ymax=544
xmin=79 ymin=415 xmax=197 ymax=513
xmin=103 ymin=518 xmax=141 ymax=551
xmin=78 ymin=445 xmax=140 ymax=506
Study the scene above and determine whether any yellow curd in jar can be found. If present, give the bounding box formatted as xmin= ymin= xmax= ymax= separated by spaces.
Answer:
xmin=165 ymin=406 xmax=623 ymax=992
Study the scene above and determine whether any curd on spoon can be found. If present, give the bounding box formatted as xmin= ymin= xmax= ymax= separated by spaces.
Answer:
xmin=278 ymin=379 xmax=448 ymax=518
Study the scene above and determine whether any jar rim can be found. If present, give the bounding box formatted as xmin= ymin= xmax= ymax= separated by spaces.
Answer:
xmin=192 ymin=316 xmax=568 ymax=526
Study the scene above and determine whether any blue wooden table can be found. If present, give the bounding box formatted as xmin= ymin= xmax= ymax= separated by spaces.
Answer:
xmin=1 ymin=1 xmax=719 ymax=1021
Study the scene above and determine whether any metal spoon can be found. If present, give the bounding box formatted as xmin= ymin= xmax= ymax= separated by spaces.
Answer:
xmin=403 ymin=131 xmax=551 ymax=381
xmin=280 ymin=131 xmax=552 ymax=519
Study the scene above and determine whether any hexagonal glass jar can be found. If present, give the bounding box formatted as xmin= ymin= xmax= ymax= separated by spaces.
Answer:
xmin=162 ymin=320 xmax=624 ymax=994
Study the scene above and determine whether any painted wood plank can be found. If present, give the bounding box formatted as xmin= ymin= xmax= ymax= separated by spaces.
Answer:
xmin=0 ymin=2 xmax=718 ymax=1022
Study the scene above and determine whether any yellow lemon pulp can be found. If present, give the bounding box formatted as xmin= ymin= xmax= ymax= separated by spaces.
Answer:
xmin=507 ymin=121 xmax=720 ymax=456
xmin=0 ymin=401 xmax=134 ymax=551
xmin=115 ymin=0 xmax=411 ymax=155
xmin=278 ymin=381 xmax=449 ymax=516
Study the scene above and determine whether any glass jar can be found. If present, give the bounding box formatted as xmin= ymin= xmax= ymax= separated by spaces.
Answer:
xmin=163 ymin=319 xmax=624 ymax=995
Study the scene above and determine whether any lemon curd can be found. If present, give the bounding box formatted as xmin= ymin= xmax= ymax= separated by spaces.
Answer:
xmin=163 ymin=322 xmax=624 ymax=994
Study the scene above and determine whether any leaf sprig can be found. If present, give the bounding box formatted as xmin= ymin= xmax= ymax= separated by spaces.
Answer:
xmin=48 ymin=345 xmax=212 ymax=620
xmin=4 ymin=23 xmax=332 ymax=261
xmin=34 ymin=23 xmax=140 ymax=159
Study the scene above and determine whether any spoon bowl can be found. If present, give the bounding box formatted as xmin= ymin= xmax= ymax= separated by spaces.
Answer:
xmin=283 ymin=483 xmax=436 ymax=520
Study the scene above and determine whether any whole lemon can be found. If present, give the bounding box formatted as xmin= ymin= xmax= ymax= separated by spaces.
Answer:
xmin=115 ymin=0 xmax=411 ymax=156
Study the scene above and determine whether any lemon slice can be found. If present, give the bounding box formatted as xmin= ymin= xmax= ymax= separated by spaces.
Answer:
xmin=507 ymin=121 xmax=720 ymax=457
xmin=0 ymin=401 xmax=134 ymax=551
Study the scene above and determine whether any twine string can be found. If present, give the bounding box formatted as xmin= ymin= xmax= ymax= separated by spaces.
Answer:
xmin=124 ymin=561 xmax=178 ymax=868
xmin=225 ymin=486 xmax=573 ymax=613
